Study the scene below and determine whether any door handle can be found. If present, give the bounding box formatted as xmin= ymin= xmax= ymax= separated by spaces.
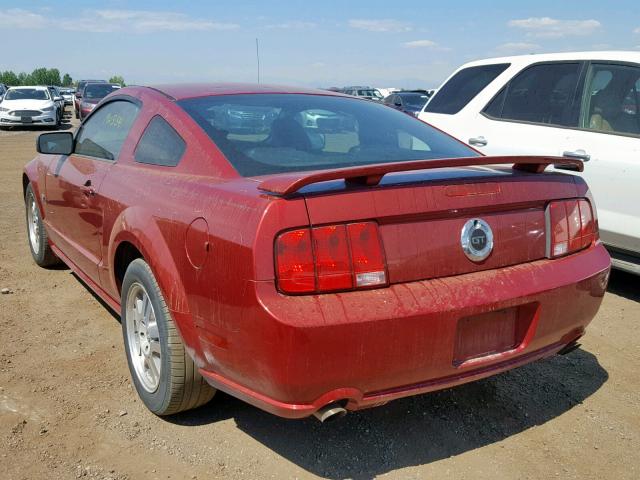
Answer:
xmin=468 ymin=136 xmax=487 ymax=147
xmin=562 ymin=149 xmax=591 ymax=162
xmin=81 ymin=179 xmax=95 ymax=196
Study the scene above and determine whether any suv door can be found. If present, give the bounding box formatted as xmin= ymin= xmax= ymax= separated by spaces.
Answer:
xmin=460 ymin=62 xmax=584 ymax=155
xmin=45 ymin=99 xmax=140 ymax=282
xmin=557 ymin=62 xmax=640 ymax=258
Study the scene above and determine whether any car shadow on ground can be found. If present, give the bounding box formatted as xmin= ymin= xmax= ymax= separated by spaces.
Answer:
xmin=168 ymin=348 xmax=607 ymax=479
xmin=607 ymin=269 xmax=639 ymax=302
xmin=70 ymin=272 xmax=120 ymax=321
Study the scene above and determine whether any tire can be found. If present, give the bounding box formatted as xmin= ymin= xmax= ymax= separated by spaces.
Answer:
xmin=121 ymin=258 xmax=215 ymax=415
xmin=25 ymin=183 xmax=59 ymax=267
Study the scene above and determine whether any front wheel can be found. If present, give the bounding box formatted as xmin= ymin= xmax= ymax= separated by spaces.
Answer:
xmin=25 ymin=183 xmax=59 ymax=267
xmin=121 ymin=259 xmax=215 ymax=415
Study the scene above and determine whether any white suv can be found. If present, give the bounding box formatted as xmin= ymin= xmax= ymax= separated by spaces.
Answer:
xmin=420 ymin=51 xmax=640 ymax=274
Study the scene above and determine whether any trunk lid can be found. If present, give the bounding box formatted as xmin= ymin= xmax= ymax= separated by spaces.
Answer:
xmin=297 ymin=166 xmax=579 ymax=282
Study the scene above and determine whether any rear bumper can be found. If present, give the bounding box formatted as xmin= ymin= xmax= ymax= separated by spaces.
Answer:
xmin=198 ymin=243 xmax=611 ymax=418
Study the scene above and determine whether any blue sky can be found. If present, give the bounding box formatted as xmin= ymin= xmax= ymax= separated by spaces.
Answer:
xmin=1 ymin=0 xmax=639 ymax=88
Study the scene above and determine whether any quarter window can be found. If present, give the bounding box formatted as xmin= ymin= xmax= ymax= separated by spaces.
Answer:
xmin=74 ymin=100 xmax=140 ymax=161
xmin=135 ymin=116 xmax=186 ymax=167
xmin=581 ymin=63 xmax=640 ymax=136
xmin=484 ymin=63 xmax=582 ymax=127
xmin=425 ymin=63 xmax=510 ymax=115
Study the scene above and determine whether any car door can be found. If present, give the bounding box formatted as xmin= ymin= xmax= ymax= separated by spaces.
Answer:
xmin=45 ymin=99 xmax=140 ymax=283
xmin=557 ymin=62 xmax=640 ymax=255
xmin=457 ymin=62 xmax=585 ymax=157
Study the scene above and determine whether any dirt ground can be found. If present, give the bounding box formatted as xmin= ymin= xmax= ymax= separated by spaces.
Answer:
xmin=0 ymin=114 xmax=639 ymax=480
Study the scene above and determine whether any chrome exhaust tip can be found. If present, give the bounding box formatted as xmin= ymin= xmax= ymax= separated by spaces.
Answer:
xmin=313 ymin=404 xmax=347 ymax=423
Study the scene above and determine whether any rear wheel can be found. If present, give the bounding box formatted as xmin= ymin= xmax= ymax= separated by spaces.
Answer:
xmin=25 ymin=183 xmax=59 ymax=267
xmin=121 ymin=259 xmax=215 ymax=415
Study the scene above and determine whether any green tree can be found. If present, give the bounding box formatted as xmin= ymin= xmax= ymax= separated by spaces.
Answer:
xmin=0 ymin=71 xmax=19 ymax=85
xmin=62 ymin=73 xmax=73 ymax=86
xmin=109 ymin=75 xmax=126 ymax=86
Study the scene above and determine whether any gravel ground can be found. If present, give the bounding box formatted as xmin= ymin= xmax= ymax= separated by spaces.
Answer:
xmin=0 ymin=115 xmax=639 ymax=480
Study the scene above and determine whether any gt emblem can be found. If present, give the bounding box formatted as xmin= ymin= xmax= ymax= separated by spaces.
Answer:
xmin=461 ymin=218 xmax=493 ymax=262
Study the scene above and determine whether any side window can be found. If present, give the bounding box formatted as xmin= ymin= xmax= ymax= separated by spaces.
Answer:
xmin=582 ymin=63 xmax=640 ymax=136
xmin=74 ymin=100 xmax=140 ymax=160
xmin=485 ymin=63 xmax=582 ymax=127
xmin=134 ymin=116 xmax=186 ymax=167
xmin=425 ymin=63 xmax=510 ymax=115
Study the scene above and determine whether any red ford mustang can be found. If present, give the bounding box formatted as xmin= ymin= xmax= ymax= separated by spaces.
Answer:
xmin=23 ymin=84 xmax=610 ymax=421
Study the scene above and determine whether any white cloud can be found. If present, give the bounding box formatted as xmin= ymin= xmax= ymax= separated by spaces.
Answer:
xmin=348 ymin=19 xmax=411 ymax=32
xmin=496 ymin=42 xmax=540 ymax=52
xmin=0 ymin=8 xmax=238 ymax=33
xmin=0 ymin=8 xmax=47 ymax=29
xmin=403 ymin=39 xmax=437 ymax=48
xmin=634 ymin=27 xmax=640 ymax=34
xmin=266 ymin=21 xmax=316 ymax=30
xmin=508 ymin=17 xmax=601 ymax=38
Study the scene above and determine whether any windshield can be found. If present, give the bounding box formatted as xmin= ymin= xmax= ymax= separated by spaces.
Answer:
xmin=178 ymin=93 xmax=476 ymax=176
xmin=400 ymin=93 xmax=430 ymax=108
xmin=84 ymin=84 xmax=118 ymax=99
xmin=4 ymin=88 xmax=50 ymax=101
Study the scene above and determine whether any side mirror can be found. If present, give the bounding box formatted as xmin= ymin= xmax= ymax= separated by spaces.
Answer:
xmin=54 ymin=96 xmax=63 ymax=102
xmin=394 ymin=102 xmax=402 ymax=107
xmin=37 ymin=132 xmax=73 ymax=155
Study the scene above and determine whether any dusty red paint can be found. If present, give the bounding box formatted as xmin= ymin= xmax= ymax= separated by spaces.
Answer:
xmin=23 ymin=84 xmax=610 ymax=419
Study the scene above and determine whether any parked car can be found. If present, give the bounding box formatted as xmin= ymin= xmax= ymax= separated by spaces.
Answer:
xmin=384 ymin=90 xmax=432 ymax=116
xmin=419 ymin=51 xmax=640 ymax=274
xmin=376 ymin=87 xmax=401 ymax=98
xmin=0 ymin=86 xmax=59 ymax=128
xmin=74 ymin=79 xmax=107 ymax=118
xmin=342 ymin=86 xmax=384 ymax=101
xmin=59 ymin=88 xmax=75 ymax=106
xmin=78 ymin=83 xmax=120 ymax=120
xmin=47 ymin=86 xmax=65 ymax=121
xmin=24 ymin=84 xmax=609 ymax=421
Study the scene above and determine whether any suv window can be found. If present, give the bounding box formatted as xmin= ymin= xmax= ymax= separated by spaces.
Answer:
xmin=74 ymin=100 xmax=140 ymax=161
xmin=484 ymin=62 xmax=582 ymax=127
xmin=135 ymin=116 xmax=186 ymax=167
xmin=582 ymin=63 xmax=640 ymax=136
xmin=425 ymin=63 xmax=510 ymax=114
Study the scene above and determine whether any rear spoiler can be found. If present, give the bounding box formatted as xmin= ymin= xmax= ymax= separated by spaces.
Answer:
xmin=257 ymin=155 xmax=584 ymax=196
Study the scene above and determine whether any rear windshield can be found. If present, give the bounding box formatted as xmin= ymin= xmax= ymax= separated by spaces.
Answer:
xmin=425 ymin=63 xmax=510 ymax=115
xmin=178 ymin=93 xmax=477 ymax=176
xmin=84 ymin=84 xmax=119 ymax=99
xmin=4 ymin=89 xmax=50 ymax=101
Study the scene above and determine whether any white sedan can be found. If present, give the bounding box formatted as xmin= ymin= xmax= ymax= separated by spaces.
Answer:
xmin=420 ymin=51 xmax=640 ymax=274
xmin=0 ymin=86 xmax=59 ymax=128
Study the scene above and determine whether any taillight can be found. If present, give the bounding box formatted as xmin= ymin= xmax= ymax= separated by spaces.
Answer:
xmin=275 ymin=222 xmax=388 ymax=294
xmin=547 ymin=198 xmax=597 ymax=258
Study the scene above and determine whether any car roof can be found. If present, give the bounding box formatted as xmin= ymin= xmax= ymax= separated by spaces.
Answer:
xmin=460 ymin=50 xmax=640 ymax=68
xmin=148 ymin=83 xmax=350 ymax=101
